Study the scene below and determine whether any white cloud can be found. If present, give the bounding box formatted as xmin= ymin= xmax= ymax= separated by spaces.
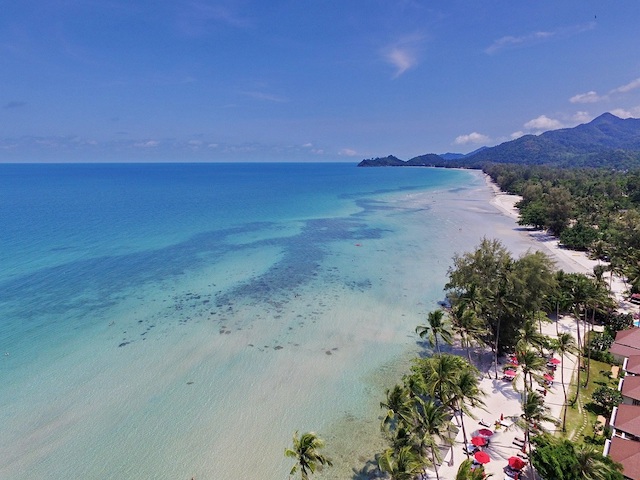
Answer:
xmin=385 ymin=48 xmax=415 ymax=78
xmin=610 ymin=108 xmax=633 ymax=119
xmin=570 ymin=77 xmax=640 ymax=109
xmin=569 ymin=91 xmax=604 ymax=104
xmin=381 ymin=33 xmax=424 ymax=78
xmin=486 ymin=22 xmax=595 ymax=54
xmin=302 ymin=142 xmax=324 ymax=154
xmin=511 ymin=131 xmax=525 ymax=140
xmin=523 ymin=115 xmax=563 ymax=132
xmin=486 ymin=32 xmax=551 ymax=54
xmin=611 ymin=77 xmax=640 ymax=94
xmin=339 ymin=148 xmax=358 ymax=157
xmin=572 ymin=111 xmax=593 ymax=123
xmin=454 ymin=132 xmax=489 ymax=145
xmin=134 ymin=140 xmax=159 ymax=148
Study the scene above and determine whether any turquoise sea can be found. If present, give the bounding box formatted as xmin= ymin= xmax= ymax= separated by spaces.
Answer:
xmin=0 ymin=163 xmax=530 ymax=479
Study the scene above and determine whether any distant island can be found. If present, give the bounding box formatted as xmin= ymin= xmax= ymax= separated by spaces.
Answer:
xmin=358 ymin=112 xmax=640 ymax=170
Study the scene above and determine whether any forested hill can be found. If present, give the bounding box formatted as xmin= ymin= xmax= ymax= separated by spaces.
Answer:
xmin=358 ymin=113 xmax=640 ymax=170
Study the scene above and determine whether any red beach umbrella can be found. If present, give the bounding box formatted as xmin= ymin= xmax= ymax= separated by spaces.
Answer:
xmin=471 ymin=436 xmax=487 ymax=447
xmin=550 ymin=358 xmax=561 ymax=365
xmin=543 ymin=373 xmax=554 ymax=381
xmin=504 ymin=369 xmax=517 ymax=377
xmin=508 ymin=456 xmax=526 ymax=470
xmin=476 ymin=428 xmax=494 ymax=437
xmin=474 ymin=451 xmax=491 ymax=464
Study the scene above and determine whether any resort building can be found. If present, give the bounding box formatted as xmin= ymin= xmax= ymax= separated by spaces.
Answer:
xmin=623 ymin=355 xmax=640 ymax=376
xmin=620 ymin=376 xmax=640 ymax=406
xmin=604 ymin=328 xmax=640 ymax=479
xmin=610 ymin=404 xmax=640 ymax=441
xmin=604 ymin=436 xmax=640 ymax=480
xmin=611 ymin=329 xmax=640 ymax=364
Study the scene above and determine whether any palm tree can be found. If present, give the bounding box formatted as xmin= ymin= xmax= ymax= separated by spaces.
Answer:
xmin=414 ymin=399 xmax=450 ymax=480
xmin=380 ymin=384 xmax=413 ymax=432
xmin=574 ymin=443 xmax=623 ymax=480
xmin=516 ymin=348 xmax=547 ymax=392
xmin=485 ymin=270 xmax=519 ymax=379
xmin=553 ymin=270 xmax=573 ymax=335
xmin=414 ymin=354 xmax=484 ymax=467
xmin=416 ymin=309 xmax=453 ymax=354
xmin=567 ymin=273 xmax=592 ymax=403
xmin=553 ymin=332 xmax=578 ymax=432
xmin=450 ymin=369 xmax=485 ymax=459
xmin=455 ymin=459 xmax=486 ymax=480
xmin=518 ymin=391 xmax=558 ymax=457
xmin=450 ymin=304 xmax=487 ymax=363
xmin=584 ymin=280 xmax=614 ymax=385
xmin=415 ymin=353 xmax=464 ymax=406
xmin=378 ymin=446 xmax=425 ymax=480
xmin=285 ymin=431 xmax=333 ymax=480
xmin=516 ymin=317 xmax=549 ymax=353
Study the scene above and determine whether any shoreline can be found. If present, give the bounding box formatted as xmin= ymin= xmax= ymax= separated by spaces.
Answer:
xmin=432 ymin=174 xmax=590 ymax=480
xmin=430 ymin=174 xmax=587 ymax=479
xmin=320 ymin=170 xmax=605 ymax=480
xmin=483 ymin=172 xmax=599 ymax=276
xmin=430 ymin=173 xmax=636 ymax=480
xmin=483 ymin=172 xmax=633 ymax=308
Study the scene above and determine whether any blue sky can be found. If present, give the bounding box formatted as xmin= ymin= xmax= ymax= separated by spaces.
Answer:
xmin=2 ymin=1 xmax=640 ymax=162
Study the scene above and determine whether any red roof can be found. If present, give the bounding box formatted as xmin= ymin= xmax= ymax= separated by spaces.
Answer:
xmin=615 ymin=328 xmax=640 ymax=346
xmin=611 ymin=329 xmax=640 ymax=358
xmin=622 ymin=376 xmax=640 ymax=402
xmin=626 ymin=355 xmax=640 ymax=375
xmin=612 ymin=404 xmax=640 ymax=437
xmin=608 ymin=436 xmax=640 ymax=480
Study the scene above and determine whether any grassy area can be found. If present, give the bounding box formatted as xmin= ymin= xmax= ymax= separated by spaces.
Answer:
xmin=559 ymin=358 xmax=618 ymax=441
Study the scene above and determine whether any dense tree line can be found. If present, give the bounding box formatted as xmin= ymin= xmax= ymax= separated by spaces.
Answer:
xmin=483 ymin=162 xmax=640 ymax=293
xmin=531 ymin=435 xmax=623 ymax=480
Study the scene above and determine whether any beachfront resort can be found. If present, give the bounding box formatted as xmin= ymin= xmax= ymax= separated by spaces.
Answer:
xmin=358 ymin=185 xmax=640 ymax=480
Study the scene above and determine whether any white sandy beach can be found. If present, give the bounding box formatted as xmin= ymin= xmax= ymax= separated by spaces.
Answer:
xmin=435 ymin=314 xmax=581 ymax=480
xmin=427 ymin=176 xmax=635 ymax=480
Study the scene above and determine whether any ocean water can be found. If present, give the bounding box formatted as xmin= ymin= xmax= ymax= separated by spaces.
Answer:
xmin=0 ymin=163 xmax=529 ymax=479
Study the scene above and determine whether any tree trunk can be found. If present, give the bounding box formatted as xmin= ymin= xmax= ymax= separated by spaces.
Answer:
xmin=494 ymin=317 xmax=501 ymax=380
xmin=585 ymin=309 xmax=595 ymax=385
xmin=458 ymin=404 xmax=470 ymax=460
xmin=431 ymin=445 xmax=440 ymax=480
xmin=537 ymin=310 xmax=542 ymax=334
xmin=561 ymin=355 xmax=568 ymax=432
xmin=572 ymin=307 xmax=582 ymax=405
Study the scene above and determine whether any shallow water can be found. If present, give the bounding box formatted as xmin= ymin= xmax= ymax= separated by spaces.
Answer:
xmin=0 ymin=163 xmax=535 ymax=479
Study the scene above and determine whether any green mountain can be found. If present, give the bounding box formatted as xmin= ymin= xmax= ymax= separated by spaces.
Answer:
xmin=357 ymin=113 xmax=640 ymax=169
xmin=358 ymin=155 xmax=405 ymax=166
xmin=464 ymin=113 xmax=640 ymax=169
